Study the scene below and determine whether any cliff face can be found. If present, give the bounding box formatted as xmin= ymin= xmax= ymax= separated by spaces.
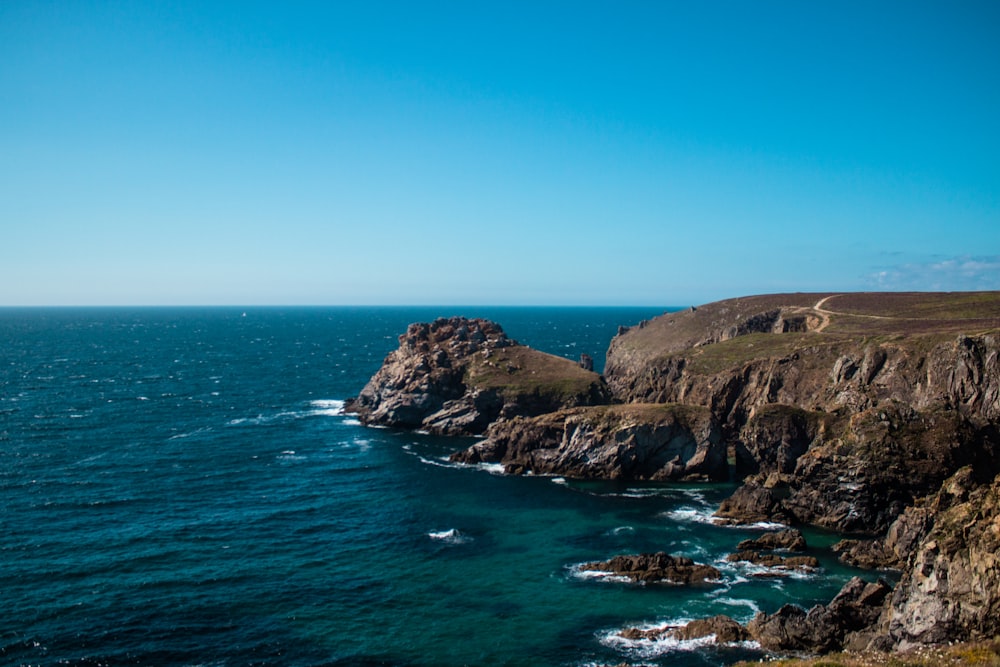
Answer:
xmin=605 ymin=293 xmax=1000 ymax=534
xmin=880 ymin=469 xmax=1000 ymax=649
xmin=450 ymin=403 xmax=728 ymax=481
xmin=346 ymin=317 xmax=609 ymax=436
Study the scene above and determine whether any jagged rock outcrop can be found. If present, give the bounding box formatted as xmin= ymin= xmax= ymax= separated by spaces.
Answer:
xmin=726 ymin=550 xmax=820 ymax=572
xmin=714 ymin=482 xmax=793 ymax=525
xmin=748 ymin=576 xmax=892 ymax=653
xmin=346 ymin=317 xmax=609 ymax=435
xmin=727 ymin=529 xmax=817 ymax=574
xmin=738 ymin=528 xmax=807 ymax=552
xmin=579 ymin=552 xmax=722 ymax=584
xmin=877 ymin=469 xmax=1000 ymax=649
xmin=450 ymin=403 xmax=728 ymax=481
xmin=618 ymin=615 xmax=750 ymax=644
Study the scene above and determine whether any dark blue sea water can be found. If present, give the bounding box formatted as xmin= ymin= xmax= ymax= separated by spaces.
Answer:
xmin=1 ymin=307 xmax=874 ymax=667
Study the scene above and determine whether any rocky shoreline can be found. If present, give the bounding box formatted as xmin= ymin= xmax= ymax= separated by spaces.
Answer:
xmin=347 ymin=292 xmax=1000 ymax=660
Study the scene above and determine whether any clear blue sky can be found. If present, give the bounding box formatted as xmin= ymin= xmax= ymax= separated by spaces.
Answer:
xmin=2 ymin=1 xmax=998 ymax=306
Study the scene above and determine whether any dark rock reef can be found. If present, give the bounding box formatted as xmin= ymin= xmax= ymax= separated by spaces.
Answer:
xmin=579 ymin=552 xmax=722 ymax=584
xmin=618 ymin=614 xmax=750 ymax=644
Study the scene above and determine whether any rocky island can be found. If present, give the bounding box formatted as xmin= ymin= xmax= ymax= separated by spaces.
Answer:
xmin=348 ymin=292 xmax=1000 ymax=660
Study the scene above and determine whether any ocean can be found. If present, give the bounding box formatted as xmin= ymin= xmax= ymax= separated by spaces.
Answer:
xmin=0 ymin=307 xmax=873 ymax=667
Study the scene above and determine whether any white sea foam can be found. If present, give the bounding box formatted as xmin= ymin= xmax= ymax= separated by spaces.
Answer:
xmin=428 ymin=528 xmax=472 ymax=545
xmin=598 ymin=618 xmax=761 ymax=659
xmin=309 ymin=399 xmax=345 ymax=413
xmin=570 ymin=567 xmax=633 ymax=584
xmin=716 ymin=556 xmax=820 ymax=582
xmin=742 ymin=521 xmax=788 ymax=530
xmin=414 ymin=454 xmax=453 ymax=469
xmin=660 ymin=506 xmax=720 ymax=526
xmin=712 ymin=596 xmax=762 ymax=619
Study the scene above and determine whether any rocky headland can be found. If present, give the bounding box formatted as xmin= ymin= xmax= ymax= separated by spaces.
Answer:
xmin=347 ymin=292 xmax=1000 ymax=659
xmin=345 ymin=316 xmax=608 ymax=435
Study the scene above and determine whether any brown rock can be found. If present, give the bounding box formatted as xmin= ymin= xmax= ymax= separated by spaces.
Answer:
xmin=714 ymin=482 xmax=791 ymax=525
xmin=580 ymin=552 xmax=722 ymax=584
xmin=452 ymin=403 xmax=729 ymax=481
xmin=738 ymin=528 xmax=807 ymax=551
xmin=618 ymin=615 xmax=750 ymax=644
xmin=748 ymin=576 xmax=892 ymax=653
xmin=727 ymin=550 xmax=820 ymax=572
xmin=346 ymin=317 xmax=608 ymax=436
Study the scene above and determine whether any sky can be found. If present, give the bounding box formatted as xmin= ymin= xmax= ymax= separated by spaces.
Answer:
xmin=2 ymin=1 xmax=999 ymax=306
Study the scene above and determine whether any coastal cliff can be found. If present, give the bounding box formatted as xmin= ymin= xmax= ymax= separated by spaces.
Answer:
xmin=451 ymin=403 xmax=728 ymax=480
xmin=606 ymin=293 xmax=1000 ymax=534
xmin=348 ymin=292 xmax=1000 ymax=658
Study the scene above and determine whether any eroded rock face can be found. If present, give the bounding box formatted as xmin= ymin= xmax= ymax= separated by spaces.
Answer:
xmin=346 ymin=317 xmax=609 ymax=435
xmin=717 ymin=390 xmax=998 ymax=534
xmin=579 ymin=552 xmax=722 ymax=584
xmin=714 ymin=482 xmax=791 ymax=525
xmin=748 ymin=577 xmax=892 ymax=653
xmin=881 ymin=470 xmax=1000 ymax=649
xmin=605 ymin=295 xmax=1000 ymax=534
xmin=450 ymin=404 xmax=728 ymax=481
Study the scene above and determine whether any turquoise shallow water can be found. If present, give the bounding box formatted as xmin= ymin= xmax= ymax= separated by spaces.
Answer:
xmin=0 ymin=307 xmax=876 ymax=666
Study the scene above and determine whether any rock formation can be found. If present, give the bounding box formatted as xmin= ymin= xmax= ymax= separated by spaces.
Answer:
xmin=748 ymin=576 xmax=893 ymax=653
xmin=450 ymin=403 xmax=728 ymax=480
xmin=579 ymin=552 xmax=722 ymax=584
xmin=618 ymin=615 xmax=750 ymax=644
xmin=726 ymin=528 xmax=818 ymax=574
xmin=345 ymin=317 xmax=608 ymax=435
xmin=876 ymin=468 xmax=1000 ymax=649
xmin=737 ymin=528 xmax=807 ymax=552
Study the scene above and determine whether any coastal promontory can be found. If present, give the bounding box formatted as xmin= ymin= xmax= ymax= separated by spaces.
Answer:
xmin=348 ymin=292 xmax=1000 ymax=659
xmin=345 ymin=316 xmax=608 ymax=436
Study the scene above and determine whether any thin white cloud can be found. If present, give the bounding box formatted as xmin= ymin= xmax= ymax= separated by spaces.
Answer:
xmin=868 ymin=255 xmax=1000 ymax=291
